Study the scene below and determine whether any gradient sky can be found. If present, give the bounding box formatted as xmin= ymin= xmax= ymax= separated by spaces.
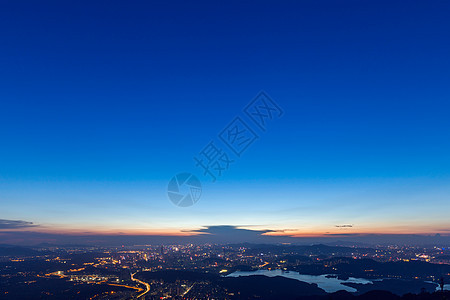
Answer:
xmin=1 ymin=1 xmax=450 ymax=241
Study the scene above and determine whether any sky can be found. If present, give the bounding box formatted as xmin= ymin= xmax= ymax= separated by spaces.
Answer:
xmin=0 ymin=0 xmax=450 ymax=245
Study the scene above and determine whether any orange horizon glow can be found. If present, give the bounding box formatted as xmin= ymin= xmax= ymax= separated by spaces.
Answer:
xmin=2 ymin=226 xmax=449 ymax=237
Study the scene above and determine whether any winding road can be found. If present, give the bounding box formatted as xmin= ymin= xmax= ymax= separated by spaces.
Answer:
xmin=131 ymin=272 xmax=151 ymax=299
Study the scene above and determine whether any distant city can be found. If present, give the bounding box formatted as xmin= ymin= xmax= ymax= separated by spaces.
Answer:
xmin=1 ymin=242 xmax=449 ymax=299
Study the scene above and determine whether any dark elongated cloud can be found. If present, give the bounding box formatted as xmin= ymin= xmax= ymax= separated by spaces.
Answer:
xmin=187 ymin=225 xmax=276 ymax=243
xmin=0 ymin=219 xmax=37 ymax=229
xmin=189 ymin=225 xmax=270 ymax=235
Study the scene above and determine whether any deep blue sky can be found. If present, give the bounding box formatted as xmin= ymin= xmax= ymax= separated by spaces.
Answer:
xmin=0 ymin=1 xmax=449 ymax=239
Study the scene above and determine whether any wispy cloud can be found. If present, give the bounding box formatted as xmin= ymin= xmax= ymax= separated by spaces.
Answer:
xmin=0 ymin=219 xmax=38 ymax=229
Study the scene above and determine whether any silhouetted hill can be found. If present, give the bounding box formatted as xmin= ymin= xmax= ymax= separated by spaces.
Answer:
xmin=0 ymin=245 xmax=40 ymax=256
xmin=229 ymin=244 xmax=377 ymax=259
xmin=344 ymin=279 xmax=436 ymax=296
xmin=355 ymin=290 xmax=401 ymax=300
xmin=299 ymin=290 xmax=450 ymax=300
xmin=35 ymin=242 xmax=93 ymax=248
xmin=221 ymin=275 xmax=326 ymax=299
xmin=294 ymin=257 xmax=450 ymax=281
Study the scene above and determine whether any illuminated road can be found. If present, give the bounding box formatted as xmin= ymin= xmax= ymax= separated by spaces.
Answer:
xmin=106 ymin=283 xmax=143 ymax=292
xmin=182 ymin=282 xmax=195 ymax=296
xmin=131 ymin=272 xmax=151 ymax=299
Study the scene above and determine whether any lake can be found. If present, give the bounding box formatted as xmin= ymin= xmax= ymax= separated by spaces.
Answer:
xmin=227 ymin=269 xmax=373 ymax=293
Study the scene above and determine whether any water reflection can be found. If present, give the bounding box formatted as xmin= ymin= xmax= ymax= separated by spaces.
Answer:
xmin=227 ymin=269 xmax=373 ymax=293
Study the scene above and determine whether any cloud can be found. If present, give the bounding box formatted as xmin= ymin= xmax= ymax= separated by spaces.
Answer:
xmin=189 ymin=225 xmax=271 ymax=236
xmin=335 ymin=224 xmax=353 ymax=228
xmin=263 ymin=229 xmax=299 ymax=233
xmin=0 ymin=219 xmax=38 ymax=229
xmin=186 ymin=225 xmax=283 ymax=243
